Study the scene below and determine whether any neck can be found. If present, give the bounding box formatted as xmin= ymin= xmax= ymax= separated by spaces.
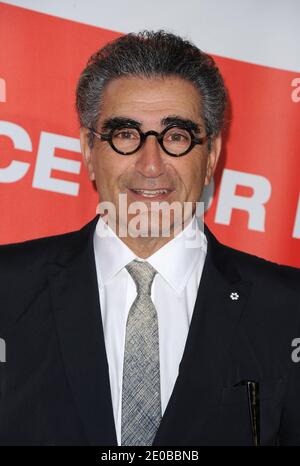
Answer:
xmin=113 ymin=214 xmax=195 ymax=258
xmin=118 ymin=231 xmax=177 ymax=258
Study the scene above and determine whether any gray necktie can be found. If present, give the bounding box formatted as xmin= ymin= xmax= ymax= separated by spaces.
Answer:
xmin=121 ymin=259 xmax=162 ymax=446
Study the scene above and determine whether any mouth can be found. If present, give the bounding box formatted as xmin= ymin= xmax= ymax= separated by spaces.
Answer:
xmin=128 ymin=188 xmax=174 ymax=200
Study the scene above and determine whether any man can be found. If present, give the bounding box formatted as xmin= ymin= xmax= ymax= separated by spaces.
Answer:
xmin=0 ymin=30 xmax=300 ymax=446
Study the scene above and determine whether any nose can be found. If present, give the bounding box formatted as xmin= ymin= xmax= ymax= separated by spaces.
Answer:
xmin=135 ymin=134 xmax=164 ymax=178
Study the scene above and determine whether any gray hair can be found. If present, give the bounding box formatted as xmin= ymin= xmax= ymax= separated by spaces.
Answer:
xmin=76 ymin=30 xmax=227 ymax=147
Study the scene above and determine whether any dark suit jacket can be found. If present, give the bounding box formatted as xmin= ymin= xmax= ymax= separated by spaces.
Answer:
xmin=0 ymin=215 xmax=300 ymax=446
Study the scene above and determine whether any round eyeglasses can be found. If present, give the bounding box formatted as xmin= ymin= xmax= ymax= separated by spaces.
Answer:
xmin=88 ymin=124 xmax=209 ymax=157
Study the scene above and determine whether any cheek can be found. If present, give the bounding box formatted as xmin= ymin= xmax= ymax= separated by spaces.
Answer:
xmin=92 ymin=151 xmax=134 ymax=193
xmin=180 ymin=156 xmax=207 ymax=187
xmin=92 ymin=151 xmax=117 ymax=180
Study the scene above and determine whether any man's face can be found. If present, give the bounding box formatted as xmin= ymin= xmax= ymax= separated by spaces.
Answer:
xmin=80 ymin=76 xmax=221 ymax=237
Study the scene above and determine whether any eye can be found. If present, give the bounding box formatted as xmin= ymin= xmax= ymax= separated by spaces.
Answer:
xmin=169 ymin=132 xmax=188 ymax=141
xmin=164 ymin=127 xmax=191 ymax=143
xmin=113 ymin=128 xmax=140 ymax=140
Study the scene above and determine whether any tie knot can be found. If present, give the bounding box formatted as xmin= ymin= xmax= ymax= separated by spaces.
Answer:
xmin=125 ymin=259 xmax=157 ymax=295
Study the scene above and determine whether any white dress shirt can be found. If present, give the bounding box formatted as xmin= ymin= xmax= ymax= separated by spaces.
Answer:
xmin=93 ymin=213 xmax=207 ymax=445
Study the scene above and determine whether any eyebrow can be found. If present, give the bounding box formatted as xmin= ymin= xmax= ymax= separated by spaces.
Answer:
xmin=101 ymin=115 xmax=201 ymax=133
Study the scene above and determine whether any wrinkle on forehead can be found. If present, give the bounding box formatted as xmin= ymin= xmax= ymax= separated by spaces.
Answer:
xmin=99 ymin=76 xmax=203 ymax=129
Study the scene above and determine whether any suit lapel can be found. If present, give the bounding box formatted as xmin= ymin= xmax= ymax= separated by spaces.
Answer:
xmin=47 ymin=216 xmax=117 ymax=446
xmin=153 ymin=225 xmax=253 ymax=445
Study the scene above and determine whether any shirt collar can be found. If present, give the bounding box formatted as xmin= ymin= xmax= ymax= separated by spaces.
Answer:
xmin=93 ymin=214 xmax=207 ymax=296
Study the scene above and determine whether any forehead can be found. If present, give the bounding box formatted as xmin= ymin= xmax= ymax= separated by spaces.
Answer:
xmin=99 ymin=76 xmax=202 ymax=125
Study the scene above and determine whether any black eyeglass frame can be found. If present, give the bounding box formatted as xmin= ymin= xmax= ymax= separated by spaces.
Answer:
xmin=88 ymin=123 xmax=210 ymax=157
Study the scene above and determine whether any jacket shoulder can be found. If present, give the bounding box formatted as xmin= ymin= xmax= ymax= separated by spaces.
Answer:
xmin=217 ymin=236 xmax=300 ymax=291
xmin=0 ymin=229 xmax=77 ymax=267
xmin=0 ymin=218 xmax=97 ymax=331
xmin=0 ymin=216 xmax=97 ymax=267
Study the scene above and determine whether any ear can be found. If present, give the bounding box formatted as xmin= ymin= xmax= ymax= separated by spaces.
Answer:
xmin=204 ymin=134 xmax=222 ymax=186
xmin=80 ymin=127 xmax=96 ymax=181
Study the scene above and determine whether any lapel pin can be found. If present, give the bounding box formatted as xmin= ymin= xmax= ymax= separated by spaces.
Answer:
xmin=230 ymin=291 xmax=239 ymax=301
